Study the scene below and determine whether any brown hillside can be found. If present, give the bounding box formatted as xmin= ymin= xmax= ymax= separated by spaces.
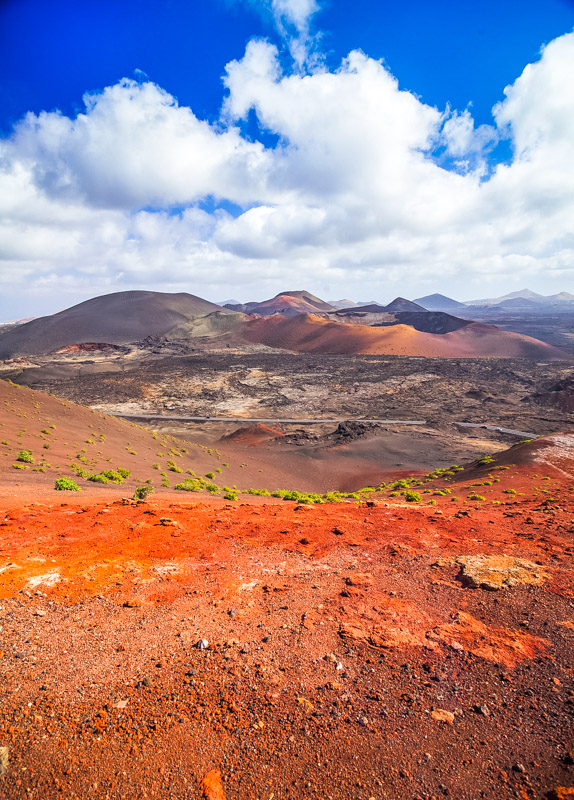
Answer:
xmin=0 ymin=291 xmax=228 ymax=358
xmin=240 ymin=314 xmax=570 ymax=359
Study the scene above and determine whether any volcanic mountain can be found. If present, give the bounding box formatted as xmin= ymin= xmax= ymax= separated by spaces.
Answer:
xmin=414 ymin=293 xmax=467 ymax=312
xmin=240 ymin=313 xmax=570 ymax=359
xmin=383 ymin=297 xmax=426 ymax=313
xmin=225 ymin=290 xmax=336 ymax=317
xmin=0 ymin=291 xmax=230 ymax=359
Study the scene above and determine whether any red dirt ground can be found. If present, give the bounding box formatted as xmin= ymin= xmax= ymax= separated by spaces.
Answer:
xmin=0 ymin=442 xmax=573 ymax=800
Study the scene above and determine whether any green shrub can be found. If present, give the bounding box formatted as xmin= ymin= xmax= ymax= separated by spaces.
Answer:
xmin=205 ymin=472 xmax=215 ymax=479
xmin=167 ymin=460 xmax=183 ymax=473
xmin=502 ymin=488 xmax=516 ymax=495
xmin=223 ymin=491 xmax=238 ymax=501
xmin=174 ymin=478 xmax=202 ymax=492
xmin=117 ymin=467 xmax=130 ymax=479
xmin=87 ymin=473 xmax=109 ymax=484
xmin=133 ymin=485 xmax=154 ymax=501
xmin=16 ymin=450 xmax=34 ymax=463
xmin=55 ymin=477 xmax=81 ymax=491
xmin=13 ymin=463 xmax=29 ymax=470
xmin=467 ymin=493 xmax=485 ymax=501
xmin=403 ymin=491 xmax=421 ymax=503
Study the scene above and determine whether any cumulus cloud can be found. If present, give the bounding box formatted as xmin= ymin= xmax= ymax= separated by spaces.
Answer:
xmin=7 ymin=79 xmax=276 ymax=208
xmin=0 ymin=30 xmax=573 ymax=315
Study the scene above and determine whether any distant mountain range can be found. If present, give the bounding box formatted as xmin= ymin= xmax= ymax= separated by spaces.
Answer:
xmin=464 ymin=289 xmax=574 ymax=307
xmin=0 ymin=287 xmax=570 ymax=362
xmin=224 ymin=288 xmax=574 ymax=314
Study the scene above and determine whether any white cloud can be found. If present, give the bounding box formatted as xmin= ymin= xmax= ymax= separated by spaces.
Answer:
xmin=0 ymin=31 xmax=573 ymax=316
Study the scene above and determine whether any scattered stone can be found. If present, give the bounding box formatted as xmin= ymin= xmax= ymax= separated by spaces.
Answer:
xmin=201 ymin=769 xmax=226 ymax=800
xmin=34 ymin=608 xmax=47 ymax=617
xmin=430 ymin=709 xmax=455 ymax=724
xmin=159 ymin=518 xmax=179 ymax=527
xmin=344 ymin=573 xmax=374 ymax=588
xmin=297 ymin=697 xmax=315 ymax=714
xmin=324 ymin=653 xmax=337 ymax=663
xmin=196 ymin=639 xmax=209 ymax=650
xmin=455 ymin=554 xmax=548 ymax=590
xmin=473 ymin=704 xmax=490 ymax=716
xmin=115 ymin=700 xmax=128 ymax=710
xmin=0 ymin=746 xmax=8 ymax=776
xmin=332 ymin=527 xmax=345 ymax=536
xmin=547 ymin=789 xmax=574 ymax=800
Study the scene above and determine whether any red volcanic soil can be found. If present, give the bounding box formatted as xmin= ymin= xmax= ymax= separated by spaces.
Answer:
xmin=0 ymin=437 xmax=573 ymax=799
xmin=241 ymin=314 xmax=570 ymax=359
xmin=219 ymin=423 xmax=284 ymax=446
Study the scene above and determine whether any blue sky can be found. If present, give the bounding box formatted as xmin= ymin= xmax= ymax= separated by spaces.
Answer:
xmin=2 ymin=0 xmax=572 ymax=130
xmin=0 ymin=0 xmax=573 ymax=316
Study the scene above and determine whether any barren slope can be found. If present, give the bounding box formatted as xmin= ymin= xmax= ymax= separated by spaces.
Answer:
xmin=0 ymin=291 xmax=228 ymax=358
xmin=241 ymin=313 xmax=570 ymax=359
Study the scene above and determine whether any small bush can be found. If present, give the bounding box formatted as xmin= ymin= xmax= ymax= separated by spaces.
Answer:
xmin=133 ymin=485 xmax=154 ymax=501
xmin=223 ymin=491 xmax=238 ymax=501
xmin=205 ymin=472 xmax=215 ymax=479
xmin=467 ymin=493 xmax=485 ymax=501
xmin=55 ymin=477 xmax=81 ymax=491
xmin=502 ymin=488 xmax=516 ymax=495
xmin=403 ymin=491 xmax=421 ymax=503
xmin=174 ymin=478 xmax=202 ymax=492
xmin=16 ymin=450 xmax=34 ymax=463
xmin=98 ymin=470 xmax=124 ymax=484
xmin=87 ymin=473 xmax=109 ymax=484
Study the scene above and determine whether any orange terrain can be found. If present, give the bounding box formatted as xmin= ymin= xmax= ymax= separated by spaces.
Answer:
xmin=0 ymin=429 xmax=573 ymax=799
xmin=240 ymin=313 xmax=570 ymax=359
